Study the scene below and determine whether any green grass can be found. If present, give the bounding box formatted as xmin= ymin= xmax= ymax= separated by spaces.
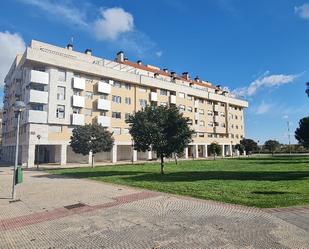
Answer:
xmin=49 ymin=156 xmax=309 ymax=208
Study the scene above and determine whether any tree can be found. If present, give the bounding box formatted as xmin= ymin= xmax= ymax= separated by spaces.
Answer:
xmin=208 ymin=142 xmax=222 ymax=160
xmin=264 ymin=140 xmax=280 ymax=156
xmin=306 ymin=82 xmax=309 ymax=97
xmin=240 ymin=138 xmax=258 ymax=155
xmin=295 ymin=117 xmax=309 ymax=149
xmin=126 ymin=105 xmax=194 ymax=174
xmin=70 ymin=124 xmax=114 ymax=167
xmin=235 ymin=143 xmax=245 ymax=155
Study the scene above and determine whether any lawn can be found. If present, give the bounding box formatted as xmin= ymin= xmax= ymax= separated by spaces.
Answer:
xmin=49 ymin=156 xmax=309 ymax=208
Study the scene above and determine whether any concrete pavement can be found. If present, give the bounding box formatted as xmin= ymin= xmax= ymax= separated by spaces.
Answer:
xmin=0 ymin=166 xmax=308 ymax=249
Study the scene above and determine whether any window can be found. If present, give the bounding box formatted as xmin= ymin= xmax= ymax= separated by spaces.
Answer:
xmin=112 ymin=95 xmax=121 ymax=103
xmin=236 ymin=125 xmax=239 ymax=129
xmin=220 ymin=112 xmax=225 ymax=117
xmin=139 ymin=86 xmax=147 ymax=92
xmin=125 ymin=113 xmax=130 ymax=120
xmin=125 ymin=97 xmax=131 ymax=105
xmin=30 ymin=104 xmax=43 ymax=111
xmin=199 ymin=133 xmax=205 ymax=138
xmin=188 ymin=119 xmax=193 ymax=125
xmin=124 ymin=128 xmax=130 ymax=134
xmin=112 ymin=112 xmax=121 ymax=119
xmin=73 ymin=90 xmax=81 ymax=96
xmin=49 ymin=125 xmax=62 ymax=133
xmin=112 ymin=127 xmax=121 ymax=135
xmin=208 ymin=122 xmax=213 ymax=127
xmin=56 ymin=105 xmax=65 ymax=119
xmin=85 ymin=91 xmax=93 ymax=100
xmin=160 ymin=102 xmax=167 ymax=107
xmin=179 ymin=92 xmax=185 ymax=98
xmin=160 ymin=89 xmax=168 ymax=96
xmin=200 ymin=121 xmax=205 ymax=126
xmin=199 ymin=99 xmax=205 ymax=104
xmin=179 ymin=105 xmax=185 ymax=111
xmin=85 ymin=108 xmax=92 ymax=116
xmin=208 ymin=101 xmax=212 ymax=105
xmin=100 ymin=110 xmax=107 ymax=116
xmin=220 ymin=102 xmax=225 ymax=107
xmin=125 ymin=83 xmax=131 ymax=90
xmin=208 ymin=111 xmax=213 ymax=116
xmin=199 ymin=109 xmax=204 ymax=115
xmin=113 ymin=81 xmax=122 ymax=88
xmin=73 ymin=108 xmax=80 ymax=114
xmin=187 ymin=106 xmax=193 ymax=112
xmin=58 ymin=69 xmax=66 ymax=81
xmin=57 ymin=86 xmax=65 ymax=100
xmin=221 ymin=123 xmax=226 ymax=128
xmin=208 ymin=134 xmax=213 ymax=138
xmin=139 ymin=99 xmax=147 ymax=108
xmin=187 ymin=95 xmax=193 ymax=101
xmin=100 ymin=94 xmax=108 ymax=100
xmin=235 ymin=115 xmax=238 ymax=120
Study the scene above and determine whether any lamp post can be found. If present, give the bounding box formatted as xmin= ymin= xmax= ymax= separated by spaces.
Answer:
xmin=231 ymin=140 xmax=233 ymax=158
xmin=257 ymin=140 xmax=261 ymax=157
xmin=12 ymin=101 xmax=26 ymax=200
xmin=131 ymin=138 xmax=134 ymax=164
xmin=287 ymin=121 xmax=291 ymax=156
xmin=36 ymin=135 xmax=41 ymax=169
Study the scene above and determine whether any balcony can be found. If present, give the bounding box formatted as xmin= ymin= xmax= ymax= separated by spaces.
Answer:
xmin=72 ymin=77 xmax=85 ymax=90
xmin=72 ymin=114 xmax=85 ymax=126
xmin=150 ymin=92 xmax=158 ymax=102
xmin=26 ymin=70 xmax=49 ymax=85
xmin=214 ymin=116 xmax=219 ymax=122
xmin=72 ymin=95 xmax=85 ymax=108
xmin=214 ymin=105 xmax=219 ymax=112
xmin=28 ymin=110 xmax=47 ymax=123
xmin=98 ymin=81 xmax=111 ymax=94
xmin=26 ymin=90 xmax=48 ymax=104
xmin=170 ymin=95 xmax=176 ymax=104
xmin=97 ymin=116 xmax=111 ymax=127
xmin=97 ymin=99 xmax=111 ymax=110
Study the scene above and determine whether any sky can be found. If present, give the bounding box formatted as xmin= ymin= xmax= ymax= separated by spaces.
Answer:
xmin=0 ymin=0 xmax=308 ymax=144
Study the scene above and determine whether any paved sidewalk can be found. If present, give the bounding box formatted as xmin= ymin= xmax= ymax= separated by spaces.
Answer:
xmin=0 ymin=166 xmax=308 ymax=249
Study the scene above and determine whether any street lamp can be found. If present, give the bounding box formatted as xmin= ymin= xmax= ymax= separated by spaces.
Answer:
xmin=36 ymin=135 xmax=41 ymax=169
xmin=231 ymin=140 xmax=233 ymax=158
xmin=257 ymin=140 xmax=261 ymax=157
xmin=12 ymin=101 xmax=26 ymax=200
xmin=287 ymin=121 xmax=291 ymax=156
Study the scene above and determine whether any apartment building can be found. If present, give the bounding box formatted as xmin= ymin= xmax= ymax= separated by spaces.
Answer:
xmin=2 ymin=40 xmax=248 ymax=167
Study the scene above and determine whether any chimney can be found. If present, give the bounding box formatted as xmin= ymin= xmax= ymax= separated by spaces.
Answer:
xmin=182 ymin=72 xmax=189 ymax=80
xmin=124 ymin=57 xmax=128 ymax=61
xmin=66 ymin=43 xmax=73 ymax=50
xmin=194 ymin=76 xmax=200 ymax=82
xmin=117 ymin=51 xmax=124 ymax=62
xmin=85 ymin=49 xmax=92 ymax=55
xmin=171 ymin=71 xmax=176 ymax=77
xmin=137 ymin=60 xmax=142 ymax=65
xmin=163 ymin=68 xmax=169 ymax=73
xmin=154 ymin=73 xmax=159 ymax=78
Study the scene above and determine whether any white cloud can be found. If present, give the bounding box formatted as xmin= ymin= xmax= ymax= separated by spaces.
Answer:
xmin=155 ymin=51 xmax=163 ymax=57
xmin=233 ymin=71 xmax=299 ymax=97
xmin=20 ymin=0 xmax=88 ymax=27
xmin=0 ymin=31 xmax=25 ymax=87
xmin=295 ymin=3 xmax=309 ymax=20
xmin=94 ymin=8 xmax=134 ymax=41
xmin=254 ymin=101 xmax=272 ymax=115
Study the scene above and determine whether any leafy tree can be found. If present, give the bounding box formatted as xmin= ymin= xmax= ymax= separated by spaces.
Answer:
xmin=306 ymin=82 xmax=309 ymax=97
xmin=208 ymin=142 xmax=222 ymax=160
xmin=126 ymin=105 xmax=194 ymax=174
xmin=70 ymin=124 xmax=114 ymax=167
xmin=295 ymin=117 xmax=309 ymax=148
xmin=240 ymin=138 xmax=258 ymax=155
xmin=264 ymin=140 xmax=280 ymax=156
xmin=235 ymin=143 xmax=245 ymax=155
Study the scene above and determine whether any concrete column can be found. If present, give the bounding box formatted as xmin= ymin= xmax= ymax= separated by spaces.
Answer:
xmin=60 ymin=145 xmax=67 ymax=165
xmin=230 ymin=144 xmax=233 ymax=157
xmin=184 ymin=147 xmax=189 ymax=159
xmin=222 ymin=145 xmax=225 ymax=157
xmin=111 ymin=145 xmax=117 ymax=163
xmin=26 ymin=145 xmax=35 ymax=168
xmin=147 ymin=150 xmax=152 ymax=160
xmin=88 ymin=151 xmax=93 ymax=164
xmin=194 ymin=144 xmax=199 ymax=159
xmin=204 ymin=144 xmax=208 ymax=158
xmin=132 ymin=149 xmax=137 ymax=162
xmin=244 ymin=150 xmax=246 ymax=156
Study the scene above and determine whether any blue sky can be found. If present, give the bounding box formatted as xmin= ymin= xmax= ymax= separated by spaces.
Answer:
xmin=0 ymin=0 xmax=308 ymax=144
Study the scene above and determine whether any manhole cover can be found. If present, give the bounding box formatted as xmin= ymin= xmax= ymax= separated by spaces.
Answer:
xmin=64 ymin=203 xmax=87 ymax=210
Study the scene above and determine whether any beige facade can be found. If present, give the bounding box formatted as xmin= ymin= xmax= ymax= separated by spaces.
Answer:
xmin=2 ymin=40 xmax=248 ymax=167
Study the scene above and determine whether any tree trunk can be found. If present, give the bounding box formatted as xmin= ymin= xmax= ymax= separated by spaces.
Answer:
xmin=160 ymin=155 xmax=164 ymax=175
xmin=174 ymin=153 xmax=178 ymax=165
xmin=91 ymin=154 xmax=94 ymax=168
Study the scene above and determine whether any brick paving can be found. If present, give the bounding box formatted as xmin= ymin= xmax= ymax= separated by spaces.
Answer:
xmin=0 ymin=166 xmax=308 ymax=248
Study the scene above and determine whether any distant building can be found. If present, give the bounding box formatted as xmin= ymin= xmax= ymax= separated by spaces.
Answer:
xmin=2 ymin=40 xmax=248 ymax=167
